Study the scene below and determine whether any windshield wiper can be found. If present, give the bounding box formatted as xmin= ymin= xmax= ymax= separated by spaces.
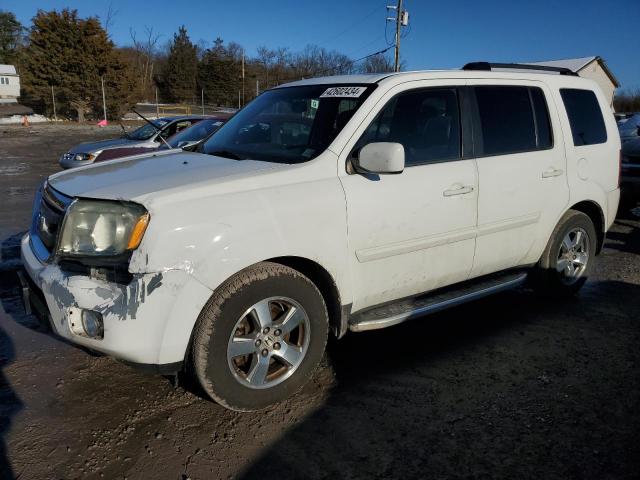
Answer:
xmin=209 ymin=150 xmax=245 ymax=160
xmin=133 ymin=109 xmax=172 ymax=149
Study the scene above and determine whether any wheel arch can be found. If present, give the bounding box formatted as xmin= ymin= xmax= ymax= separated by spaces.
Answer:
xmin=266 ymin=256 xmax=349 ymax=339
xmin=182 ymin=255 xmax=349 ymax=370
xmin=569 ymin=200 xmax=605 ymax=254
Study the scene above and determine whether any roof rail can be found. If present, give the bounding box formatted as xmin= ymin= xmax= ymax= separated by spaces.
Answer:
xmin=462 ymin=62 xmax=579 ymax=76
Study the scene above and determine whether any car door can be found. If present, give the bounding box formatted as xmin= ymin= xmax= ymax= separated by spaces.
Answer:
xmin=468 ymin=81 xmax=570 ymax=278
xmin=339 ymin=84 xmax=478 ymax=312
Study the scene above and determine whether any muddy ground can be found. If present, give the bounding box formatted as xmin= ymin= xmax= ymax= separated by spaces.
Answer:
xmin=0 ymin=124 xmax=639 ymax=480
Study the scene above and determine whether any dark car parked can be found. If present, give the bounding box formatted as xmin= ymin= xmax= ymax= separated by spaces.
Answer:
xmin=621 ymin=136 xmax=640 ymax=205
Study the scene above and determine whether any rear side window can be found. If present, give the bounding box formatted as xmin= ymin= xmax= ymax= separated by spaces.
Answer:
xmin=474 ymin=86 xmax=552 ymax=156
xmin=560 ymin=89 xmax=607 ymax=146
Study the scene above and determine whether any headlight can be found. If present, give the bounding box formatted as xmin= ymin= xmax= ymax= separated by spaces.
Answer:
xmin=73 ymin=152 xmax=96 ymax=162
xmin=58 ymin=200 xmax=150 ymax=257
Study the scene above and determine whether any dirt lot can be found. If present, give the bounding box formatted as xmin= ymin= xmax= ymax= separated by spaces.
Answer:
xmin=1 ymin=124 xmax=639 ymax=480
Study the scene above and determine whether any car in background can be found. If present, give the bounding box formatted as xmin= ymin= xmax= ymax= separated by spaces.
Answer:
xmin=83 ymin=117 xmax=228 ymax=165
xmin=621 ymin=136 xmax=640 ymax=205
xmin=618 ymin=113 xmax=640 ymax=143
xmin=615 ymin=112 xmax=635 ymax=124
xmin=59 ymin=115 xmax=208 ymax=169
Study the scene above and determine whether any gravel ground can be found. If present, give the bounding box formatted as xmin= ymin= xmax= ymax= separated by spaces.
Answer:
xmin=0 ymin=124 xmax=639 ymax=480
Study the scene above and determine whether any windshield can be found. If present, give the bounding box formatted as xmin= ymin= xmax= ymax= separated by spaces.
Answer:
xmin=127 ymin=119 xmax=169 ymax=140
xmin=164 ymin=118 xmax=225 ymax=149
xmin=201 ymin=84 xmax=375 ymax=163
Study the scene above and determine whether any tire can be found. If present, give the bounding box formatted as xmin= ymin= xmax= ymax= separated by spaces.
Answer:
xmin=532 ymin=209 xmax=597 ymax=297
xmin=191 ymin=262 xmax=329 ymax=411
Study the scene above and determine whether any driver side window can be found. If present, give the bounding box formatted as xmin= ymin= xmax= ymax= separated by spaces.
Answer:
xmin=355 ymin=88 xmax=462 ymax=167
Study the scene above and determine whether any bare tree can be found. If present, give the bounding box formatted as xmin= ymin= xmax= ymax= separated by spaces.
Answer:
xmin=360 ymin=53 xmax=395 ymax=73
xmin=614 ymin=88 xmax=640 ymax=113
xmin=256 ymin=46 xmax=276 ymax=88
xmin=129 ymin=26 xmax=162 ymax=101
xmin=289 ymin=45 xmax=354 ymax=80
xmin=195 ymin=38 xmax=209 ymax=60
xmin=103 ymin=1 xmax=118 ymax=35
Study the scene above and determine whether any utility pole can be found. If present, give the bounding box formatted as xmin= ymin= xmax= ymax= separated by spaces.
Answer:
xmin=101 ymin=76 xmax=107 ymax=121
xmin=201 ymin=89 xmax=205 ymax=115
xmin=155 ymin=87 xmax=159 ymax=118
xmin=50 ymin=85 xmax=57 ymax=121
xmin=256 ymin=80 xmax=259 ymax=97
xmin=241 ymin=51 xmax=245 ymax=106
xmin=387 ymin=0 xmax=409 ymax=72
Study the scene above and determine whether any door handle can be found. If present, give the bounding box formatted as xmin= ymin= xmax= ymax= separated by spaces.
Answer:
xmin=443 ymin=184 xmax=474 ymax=197
xmin=542 ymin=168 xmax=564 ymax=178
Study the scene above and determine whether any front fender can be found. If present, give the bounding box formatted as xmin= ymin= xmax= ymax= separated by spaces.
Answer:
xmin=129 ymin=160 xmax=352 ymax=311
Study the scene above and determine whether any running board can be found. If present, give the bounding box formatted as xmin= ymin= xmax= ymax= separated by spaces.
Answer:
xmin=349 ymin=271 xmax=528 ymax=332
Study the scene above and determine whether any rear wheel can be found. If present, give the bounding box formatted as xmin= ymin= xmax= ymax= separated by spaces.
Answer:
xmin=532 ymin=210 xmax=597 ymax=297
xmin=191 ymin=262 xmax=328 ymax=411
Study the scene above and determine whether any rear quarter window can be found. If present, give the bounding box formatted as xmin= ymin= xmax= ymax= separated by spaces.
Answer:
xmin=473 ymin=85 xmax=553 ymax=156
xmin=560 ymin=88 xmax=607 ymax=146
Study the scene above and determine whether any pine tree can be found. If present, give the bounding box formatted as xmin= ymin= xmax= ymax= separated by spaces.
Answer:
xmin=19 ymin=9 xmax=136 ymax=121
xmin=198 ymin=38 xmax=241 ymax=107
xmin=0 ymin=10 xmax=23 ymax=64
xmin=161 ymin=26 xmax=197 ymax=103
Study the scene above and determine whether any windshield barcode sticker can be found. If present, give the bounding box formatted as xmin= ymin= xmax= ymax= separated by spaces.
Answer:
xmin=320 ymin=86 xmax=366 ymax=98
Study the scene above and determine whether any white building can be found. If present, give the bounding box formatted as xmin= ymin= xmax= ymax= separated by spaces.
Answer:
xmin=0 ymin=64 xmax=21 ymax=104
xmin=529 ymin=56 xmax=619 ymax=108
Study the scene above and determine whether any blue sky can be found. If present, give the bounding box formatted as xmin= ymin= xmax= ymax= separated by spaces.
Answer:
xmin=4 ymin=0 xmax=639 ymax=90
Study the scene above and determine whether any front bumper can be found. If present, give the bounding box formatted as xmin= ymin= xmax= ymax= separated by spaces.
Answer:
xmin=20 ymin=233 xmax=212 ymax=367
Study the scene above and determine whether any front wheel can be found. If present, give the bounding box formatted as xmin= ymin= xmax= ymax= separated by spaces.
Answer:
xmin=532 ymin=210 xmax=597 ymax=297
xmin=191 ymin=262 xmax=329 ymax=411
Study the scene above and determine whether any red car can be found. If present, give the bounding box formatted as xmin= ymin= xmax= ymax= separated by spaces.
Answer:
xmin=95 ymin=116 xmax=229 ymax=162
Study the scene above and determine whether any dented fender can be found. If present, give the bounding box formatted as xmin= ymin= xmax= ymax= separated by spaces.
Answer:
xmin=127 ymin=153 xmax=353 ymax=308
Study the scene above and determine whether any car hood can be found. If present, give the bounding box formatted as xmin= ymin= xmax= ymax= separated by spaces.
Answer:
xmin=47 ymin=151 xmax=282 ymax=202
xmin=68 ymin=137 xmax=143 ymax=153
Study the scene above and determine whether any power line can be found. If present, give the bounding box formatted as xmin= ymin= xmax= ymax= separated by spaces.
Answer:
xmin=313 ymin=2 xmax=386 ymax=50
xmin=276 ymin=45 xmax=395 ymax=84
xmin=347 ymin=34 xmax=386 ymax=57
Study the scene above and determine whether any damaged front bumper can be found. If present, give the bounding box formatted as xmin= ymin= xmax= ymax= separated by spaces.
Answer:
xmin=20 ymin=233 xmax=213 ymax=370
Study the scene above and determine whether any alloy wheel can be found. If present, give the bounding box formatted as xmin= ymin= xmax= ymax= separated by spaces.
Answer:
xmin=226 ymin=297 xmax=310 ymax=389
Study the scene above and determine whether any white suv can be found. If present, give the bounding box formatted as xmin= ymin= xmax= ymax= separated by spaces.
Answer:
xmin=20 ymin=63 xmax=620 ymax=411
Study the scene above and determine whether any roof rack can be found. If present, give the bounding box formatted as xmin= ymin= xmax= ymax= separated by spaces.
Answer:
xmin=462 ymin=62 xmax=578 ymax=76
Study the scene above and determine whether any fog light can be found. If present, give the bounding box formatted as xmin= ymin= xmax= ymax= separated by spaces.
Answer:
xmin=81 ymin=310 xmax=104 ymax=339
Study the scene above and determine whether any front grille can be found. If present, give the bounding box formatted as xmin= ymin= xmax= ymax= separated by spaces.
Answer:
xmin=30 ymin=182 xmax=73 ymax=260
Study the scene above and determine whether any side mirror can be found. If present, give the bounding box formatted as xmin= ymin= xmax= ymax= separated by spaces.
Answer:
xmin=353 ymin=142 xmax=404 ymax=175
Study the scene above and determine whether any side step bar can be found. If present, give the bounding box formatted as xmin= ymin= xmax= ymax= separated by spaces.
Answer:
xmin=349 ymin=271 xmax=528 ymax=332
